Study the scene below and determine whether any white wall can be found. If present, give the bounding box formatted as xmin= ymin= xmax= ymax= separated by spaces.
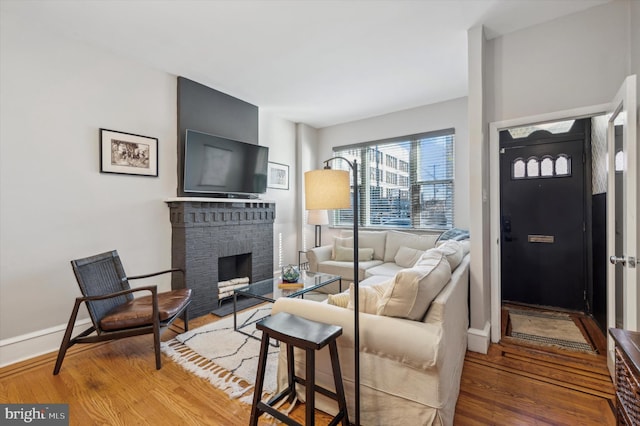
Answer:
xmin=296 ymin=123 xmax=320 ymax=252
xmin=259 ymin=110 xmax=298 ymax=270
xmin=0 ymin=12 xmax=298 ymax=366
xmin=486 ymin=1 xmax=630 ymax=124
xmin=316 ymin=97 xmax=470 ymax=239
xmin=467 ymin=0 xmax=634 ymax=351
xmin=0 ymin=11 xmax=177 ymax=364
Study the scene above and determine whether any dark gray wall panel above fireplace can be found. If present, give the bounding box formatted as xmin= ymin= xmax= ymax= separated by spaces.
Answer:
xmin=177 ymin=77 xmax=259 ymax=197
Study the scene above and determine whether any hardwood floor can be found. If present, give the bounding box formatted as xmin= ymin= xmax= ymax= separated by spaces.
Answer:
xmin=0 ymin=310 xmax=615 ymax=425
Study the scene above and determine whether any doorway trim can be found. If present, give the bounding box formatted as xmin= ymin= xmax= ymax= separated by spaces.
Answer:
xmin=489 ymin=103 xmax=610 ymax=343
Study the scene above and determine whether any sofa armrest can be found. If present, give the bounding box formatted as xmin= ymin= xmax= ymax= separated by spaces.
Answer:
xmin=306 ymin=245 xmax=332 ymax=272
xmin=272 ymin=298 xmax=442 ymax=370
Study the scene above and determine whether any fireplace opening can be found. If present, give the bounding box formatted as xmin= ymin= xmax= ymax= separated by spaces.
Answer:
xmin=217 ymin=253 xmax=253 ymax=302
xmin=218 ymin=253 xmax=252 ymax=283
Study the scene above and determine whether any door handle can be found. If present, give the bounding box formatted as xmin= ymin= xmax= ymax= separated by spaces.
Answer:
xmin=610 ymin=255 xmax=627 ymax=266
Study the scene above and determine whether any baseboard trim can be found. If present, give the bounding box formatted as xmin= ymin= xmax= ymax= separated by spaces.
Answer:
xmin=467 ymin=322 xmax=491 ymax=354
xmin=0 ymin=319 xmax=91 ymax=368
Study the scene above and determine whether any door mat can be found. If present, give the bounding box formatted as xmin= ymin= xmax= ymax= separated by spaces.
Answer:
xmin=506 ymin=309 xmax=596 ymax=354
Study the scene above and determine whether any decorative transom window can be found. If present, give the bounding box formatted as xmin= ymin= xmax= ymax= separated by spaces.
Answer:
xmin=513 ymin=154 xmax=571 ymax=179
xmin=507 ymin=120 xmax=576 ymax=139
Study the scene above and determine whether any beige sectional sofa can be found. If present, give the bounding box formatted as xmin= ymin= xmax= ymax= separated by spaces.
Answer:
xmin=272 ymin=235 xmax=470 ymax=425
xmin=306 ymin=230 xmax=441 ymax=293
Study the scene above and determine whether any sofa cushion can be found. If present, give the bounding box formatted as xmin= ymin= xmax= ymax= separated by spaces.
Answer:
xmin=335 ymin=246 xmax=375 ymax=262
xmin=340 ymin=230 xmax=387 ymax=261
xmin=318 ymin=259 xmax=383 ymax=283
xmin=347 ymin=280 xmax=391 ymax=314
xmin=383 ymin=230 xmax=439 ymax=262
xmin=394 ymin=246 xmax=425 ymax=268
xmin=364 ymin=262 xmax=405 ymax=278
xmin=459 ymin=239 xmax=471 ymax=256
xmin=433 ymin=240 xmax=464 ymax=271
xmin=332 ymin=236 xmax=353 ymax=260
xmin=359 ymin=274 xmax=395 ymax=287
xmin=377 ymin=250 xmax=451 ymax=321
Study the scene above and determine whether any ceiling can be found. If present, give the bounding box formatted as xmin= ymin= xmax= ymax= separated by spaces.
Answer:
xmin=2 ymin=0 xmax=611 ymax=128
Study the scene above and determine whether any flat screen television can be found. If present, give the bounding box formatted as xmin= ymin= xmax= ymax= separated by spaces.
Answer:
xmin=183 ymin=129 xmax=269 ymax=197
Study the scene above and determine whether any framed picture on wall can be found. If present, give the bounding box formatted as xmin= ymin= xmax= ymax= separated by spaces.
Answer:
xmin=100 ymin=128 xmax=159 ymax=177
xmin=267 ymin=161 xmax=289 ymax=190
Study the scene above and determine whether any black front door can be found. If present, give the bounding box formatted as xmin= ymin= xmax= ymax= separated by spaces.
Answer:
xmin=500 ymin=121 xmax=587 ymax=311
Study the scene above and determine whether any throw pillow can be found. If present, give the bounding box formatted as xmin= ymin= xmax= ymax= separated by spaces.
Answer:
xmin=347 ymin=280 xmax=391 ymax=314
xmin=377 ymin=250 xmax=452 ymax=321
xmin=394 ymin=246 xmax=425 ymax=268
xmin=334 ymin=246 xmax=374 ymax=262
xmin=434 ymin=240 xmax=464 ymax=271
xmin=436 ymin=227 xmax=470 ymax=242
xmin=332 ymin=236 xmax=353 ymax=260
xmin=383 ymin=230 xmax=439 ymax=262
xmin=340 ymin=230 xmax=387 ymax=260
xmin=327 ymin=292 xmax=350 ymax=308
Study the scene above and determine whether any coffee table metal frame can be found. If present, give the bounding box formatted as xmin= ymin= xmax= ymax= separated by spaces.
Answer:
xmin=232 ymin=271 xmax=342 ymax=337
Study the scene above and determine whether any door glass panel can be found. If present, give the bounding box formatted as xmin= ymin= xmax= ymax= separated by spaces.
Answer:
xmin=556 ymin=155 xmax=570 ymax=175
xmin=541 ymin=157 xmax=553 ymax=176
xmin=615 ymin=150 xmax=624 ymax=172
xmin=527 ymin=158 xmax=539 ymax=177
xmin=513 ymin=159 xmax=526 ymax=178
xmin=614 ymin=120 xmax=624 ymax=328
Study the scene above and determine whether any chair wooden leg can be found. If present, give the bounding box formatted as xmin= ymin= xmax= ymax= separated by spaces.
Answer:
xmin=329 ymin=341 xmax=349 ymax=425
xmin=53 ymin=333 xmax=72 ymax=375
xmin=183 ymin=307 xmax=189 ymax=332
xmin=153 ymin=319 xmax=161 ymax=370
xmin=286 ymin=343 xmax=296 ymax=402
xmin=53 ymin=299 xmax=83 ymax=375
xmin=305 ymin=349 xmax=315 ymax=425
xmin=249 ymin=333 xmax=270 ymax=426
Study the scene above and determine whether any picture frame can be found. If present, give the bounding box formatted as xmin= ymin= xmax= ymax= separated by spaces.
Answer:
xmin=100 ymin=128 xmax=158 ymax=177
xmin=267 ymin=161 xmax=289 ymax=190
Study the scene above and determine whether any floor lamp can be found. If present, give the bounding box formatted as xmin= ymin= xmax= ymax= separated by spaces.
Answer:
xmin=307 ymin=209 xmax=329 ymax=247
xmin=305 ymin=157 xmax=360 ymax=425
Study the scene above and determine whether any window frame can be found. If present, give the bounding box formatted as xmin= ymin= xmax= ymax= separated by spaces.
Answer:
xmin=330 ymin=128 xmax=455 ymax=231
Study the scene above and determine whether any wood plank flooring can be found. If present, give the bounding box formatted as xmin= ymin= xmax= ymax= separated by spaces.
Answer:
xmin=0 ymin=309 xmax=615 ymax=425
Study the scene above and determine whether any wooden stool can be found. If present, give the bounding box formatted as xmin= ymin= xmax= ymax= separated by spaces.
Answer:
xmin=249 ymin=312 xmax=349 ymax=426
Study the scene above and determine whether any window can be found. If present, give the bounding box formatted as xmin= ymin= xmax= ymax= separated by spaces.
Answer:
xmin=331 ymin=129 xmax=454 ymax=229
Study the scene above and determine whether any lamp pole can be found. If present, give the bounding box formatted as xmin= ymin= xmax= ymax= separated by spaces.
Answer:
xmin=321 ymin=157 xmax=360 ymax=425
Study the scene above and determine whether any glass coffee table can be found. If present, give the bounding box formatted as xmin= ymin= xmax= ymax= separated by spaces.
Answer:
xmin=233 ymin=271 xmax=342 ymax=336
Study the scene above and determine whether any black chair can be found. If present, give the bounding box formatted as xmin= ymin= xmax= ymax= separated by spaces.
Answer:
xmin=53 ymin=250 xmax=192 ymax=375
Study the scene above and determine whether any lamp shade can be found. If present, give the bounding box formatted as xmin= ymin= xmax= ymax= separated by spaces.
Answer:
xmin=304 ymin=169 xmax=350 ymax=210
xmin=307 ymin=209 xmax=329 ymax=225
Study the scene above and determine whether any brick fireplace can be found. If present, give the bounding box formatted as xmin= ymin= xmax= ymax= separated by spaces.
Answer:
xmin=166 ymin=198 xmax=275 ymax=317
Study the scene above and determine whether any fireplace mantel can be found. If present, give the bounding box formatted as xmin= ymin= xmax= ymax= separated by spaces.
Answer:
xmin=165 ymin=197 xmax=275 ymax=204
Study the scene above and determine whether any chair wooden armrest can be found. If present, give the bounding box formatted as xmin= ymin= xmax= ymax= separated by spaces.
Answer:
xmin=127 ymin=268 xmax=184 ymax=280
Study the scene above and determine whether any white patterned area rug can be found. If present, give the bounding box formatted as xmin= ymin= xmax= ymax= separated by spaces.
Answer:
xmin=161 ymin=305 xmax=279 ymax=404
